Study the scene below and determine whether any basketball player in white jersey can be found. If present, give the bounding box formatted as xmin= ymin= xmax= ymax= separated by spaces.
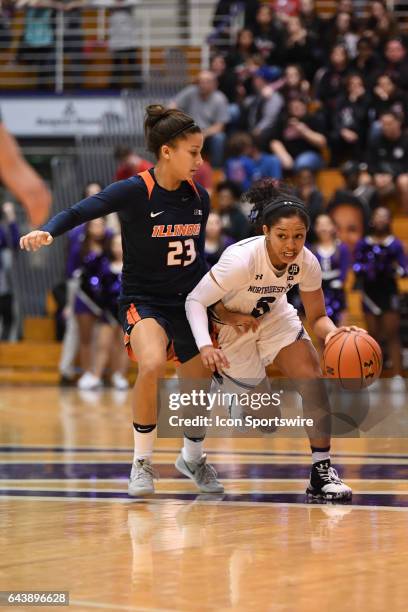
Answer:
xmin=186 ymin=179 xmax=366 ymax=501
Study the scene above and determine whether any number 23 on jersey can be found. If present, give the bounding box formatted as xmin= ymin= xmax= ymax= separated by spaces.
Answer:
xmin=167 ymin=239 xmax=196 ymax=266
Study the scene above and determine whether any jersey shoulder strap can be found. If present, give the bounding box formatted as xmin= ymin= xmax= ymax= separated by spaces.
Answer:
xmin=138 ymin=170 xmax=201 ymax=202
xmin=138 ymin=170 xmax=155 ymax=200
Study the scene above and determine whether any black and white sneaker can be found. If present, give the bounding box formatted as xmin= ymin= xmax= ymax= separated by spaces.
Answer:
xmin=306 ymin=460 xmax=352 ymax=502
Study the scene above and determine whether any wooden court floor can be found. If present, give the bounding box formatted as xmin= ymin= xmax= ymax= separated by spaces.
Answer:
xmin=1 ymin=386 xmax=408 ymax=612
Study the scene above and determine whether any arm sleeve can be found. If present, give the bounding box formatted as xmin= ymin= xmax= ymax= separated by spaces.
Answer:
xmin=186 ymin=273 xmax=229 ymax=349
xmin=299 ymin=251 xmax=322 ymax=291
xmin=186 ymin=249 xmax=250 ymax=349
xmin=42 ymin=179 xmax=141 ymax=237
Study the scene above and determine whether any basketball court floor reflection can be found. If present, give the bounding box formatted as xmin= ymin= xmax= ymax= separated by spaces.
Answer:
xmin=1 ymin=385 xmax=408 ymax=611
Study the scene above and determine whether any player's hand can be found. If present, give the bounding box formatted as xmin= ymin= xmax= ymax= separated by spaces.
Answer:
xmin=200 ymin=346 xmax=230 ymax=373
xmin=20 ymin=230 xmax=53 ymax=252
xmin=325 ymin=326 xmax=367 ymax=345
xmin=226 ymin=312 xmax=260 ymax=335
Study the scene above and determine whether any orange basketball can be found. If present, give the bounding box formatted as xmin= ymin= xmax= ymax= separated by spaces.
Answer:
xmin=323 ymin=330 xmax=383 ymax=390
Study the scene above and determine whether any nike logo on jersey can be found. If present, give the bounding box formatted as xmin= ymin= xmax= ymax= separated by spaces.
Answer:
xmin=150 ymin=211 xmax=165 ymax=218
xmin=181 ymin=197 xmax=190 ymax=202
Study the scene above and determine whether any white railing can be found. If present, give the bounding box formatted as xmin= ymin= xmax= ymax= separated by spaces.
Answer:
xmin=0 ymin=0 xmax=241 ymax=93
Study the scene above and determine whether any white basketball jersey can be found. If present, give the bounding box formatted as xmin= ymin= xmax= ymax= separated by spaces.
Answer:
xmin=211 ymin=236 xmax=322 ymax=317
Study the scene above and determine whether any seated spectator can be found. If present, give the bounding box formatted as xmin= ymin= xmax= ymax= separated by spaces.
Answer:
xmin=335 ymin=160 xmax=379 ymax=214
xmin=364 ymin=0 xmax=399 ymax=53
xmin=240 ymin=65 xmax=284 ymax=140
xmin=350 ymin=37 xmax=383 ymax=89
xmin=204 ymin=211 xmax=234 ymax=266
xmin=0 ymin=202 xmax=19 ymax=341
xmin=326 ymin=195 xmax=368 ymax=251
xmin=171 ymin=70 xmax=229 ymax=168
xmin=267 ymin=96 xmax=327 ymax=173
xmin=370 ymin=73 xmax=408 ymax=130
xmin=215 ymin=180 xmax=251 ymax=241
xmin=210 ymin=0 xmax=261 ymax=49
xmin=299 ymin=0 xmax=325 ymax=47
xmin=330 ymin=73 xmax=371 ymax=164
xmin=250 ymin=3 xmax=285 ymax=66
xmin=325 ymin=11 xmax=359 ymax=59
xmin=293 ymin=168 xmax=324 ymax=240
xmin=280 ymin=64 xmax=311 ymax=103
xmin=382 ymin=38 xmax=408 ymax=91
xmin=194 ymin=149 xmax=214 ymax=195
xmin=366 ymin=111 xmax=408 ymax=213
xmin=114 ymin=146 xmax=153 ymax=181
xmin=282 ymin=15 xmax=316 ymax=80
xmin=315 ymin=44 xmax=350 ymax=114
xmin=225 ymin=132 xmax=282 ymax=190
xmin=210 ymin=53 xmax=240 ymax=104
xmin=225 ymin=28 xmax=259 ymax=71
xmin=17 ymin=0 xmax=56 ymax=90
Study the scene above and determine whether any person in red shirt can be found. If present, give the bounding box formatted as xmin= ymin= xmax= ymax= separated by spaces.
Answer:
xmin=113 ymin=145 xmax=153 ymax=182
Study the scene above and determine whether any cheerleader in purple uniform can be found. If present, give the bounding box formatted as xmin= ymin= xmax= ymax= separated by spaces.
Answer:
xmin=311 ymin=214 xmax=350 ymax=329
xmin=85 ymin=233 xmax=129 ymax=390
xmin=353 ymin=207 xmax=408 ymax=389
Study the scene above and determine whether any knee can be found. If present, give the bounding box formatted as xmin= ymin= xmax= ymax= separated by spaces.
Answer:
xmin=137 ymin=356 xmax=167 ymax=380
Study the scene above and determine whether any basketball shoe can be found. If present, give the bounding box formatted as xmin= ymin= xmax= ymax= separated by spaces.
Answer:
xmin=128 ymin=459 xmax=158 ymax=496
xmin=306 ymin=459 xmax=352 ymax=502
xmin=175 ymin=453 xmax=224 ymax=493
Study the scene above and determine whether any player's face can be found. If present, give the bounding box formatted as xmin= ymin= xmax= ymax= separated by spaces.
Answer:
xmin=167 ymin=133 xmax=204 ymax=181
xmin=264 ymin=216 xmax=307 ymax=267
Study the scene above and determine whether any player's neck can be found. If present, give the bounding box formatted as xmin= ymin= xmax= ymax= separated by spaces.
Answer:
xmin=154 ymin=164 xmax=182 ymax=191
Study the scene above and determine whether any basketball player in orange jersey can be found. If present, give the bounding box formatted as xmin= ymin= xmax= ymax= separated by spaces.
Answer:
xmin=0 ymin=119 xmax=51 ymax=227
xmin=186 ymin=179 xmax=367 ymax=502
xmin=19 ymin=105 xmax=224 ymax=496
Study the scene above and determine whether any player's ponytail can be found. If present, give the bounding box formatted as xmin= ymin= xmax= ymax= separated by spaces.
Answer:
xmin=144 ymin=105 xmax=201 ymax=158
xmin=244 ymin=178 xmax=310 ymax=230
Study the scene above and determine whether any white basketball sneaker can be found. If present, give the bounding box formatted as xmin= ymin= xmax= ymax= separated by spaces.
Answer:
xmin=306 ymin=460 xmax=352 ymax=502
xmin=175 ymin=453 xmax=224 ymax=493
xmin=128 ymin=459 xmax=158 ymax=496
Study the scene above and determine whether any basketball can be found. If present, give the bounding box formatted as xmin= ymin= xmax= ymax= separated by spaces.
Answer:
xmin=323 ymin=330 xmax=383 ymax=390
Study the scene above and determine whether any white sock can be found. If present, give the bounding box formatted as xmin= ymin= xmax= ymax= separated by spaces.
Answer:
xmin=182 ymin=436 xmax=204 ymax=463
xmin=133 ymin=426 xmax=156 ymax=463
xmin=312 ymin=450 xmax=330 ymax=464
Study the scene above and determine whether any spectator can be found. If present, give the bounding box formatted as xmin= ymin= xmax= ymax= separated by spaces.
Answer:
xmin=215 ymin=180 xmax=251 ymax=241
xmin=280 ymin=64 xmax=311 ymax=103
xmin=17 ymin=0 xmax=56 ymax=90
xmin=0 ymin=202 xmax=19 ymax=341
xmin=298 ymin=0 xmax=325 ymax=44
xmin=353 ymin=206 xmax=408 ymax=391
xmin=171 ymin=70 xmax=229 ymax=168
xmin=315 ymin=44 xmax=350 ymax=114
xmin=282 ymin=15 xmax=316 ymax=80
xmin=330 ymin=73 xmax=371 ymax=164
xmin=335 ymin=160 xmax=379 ymax=214
xmin=327 ymin=196 xmax=367 ymax=251
xmin=311 ymin=213 xmax=350 ymax=327
xmin=350 ymin=37 xmax=383 ymax=89
xmin=240 ymin=65 xmax=284 ymax=139
xmin=370 ymin=73 xmax=408 ymax=130
xmin=250 ymin=3 xmax=285 ymax=66
xmin=204 ymin=211 xmax=234 ymax=266
xmin=383 ymin=38 xmax=408 ymax=91
xmin=366 ymin=111 xmax=408 ymax=213
xmin=225 ymin=28 xmax=259 ymax=71
xmin=325 ymin=11 xmax=359 ymax=59
xmin=210 ymin=53 xmax=240 ymax=104
xmin=225 ymin=132 xmax=282 ymax=191
xmin=106 ymin=0 xmax=141 ymax=89
xmin=60 ymin=0 xmax=86 ymax=90
xmin=293 ymin=168 xmax=324 ymax=240
xmin=364 ymin=0 xmax=399 ymax=53
xmin=114 ymin=146 xmax=153 ymax=181
xmin=268 ymin=96 xmax=327 ymax=173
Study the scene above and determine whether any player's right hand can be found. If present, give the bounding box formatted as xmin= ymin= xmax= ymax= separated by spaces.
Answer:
xmin=20 ymin=230 xmax=53 ymax=252
xmin=200 ymin=346 xmax=230 ymax=373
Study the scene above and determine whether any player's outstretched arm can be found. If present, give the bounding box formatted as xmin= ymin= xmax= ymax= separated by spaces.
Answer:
xmin=20 ymin=230 xmax=53 ymax=252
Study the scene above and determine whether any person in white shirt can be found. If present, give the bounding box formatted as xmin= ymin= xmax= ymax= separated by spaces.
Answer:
xmin=186 ymin=179 xmax=365 ymax=502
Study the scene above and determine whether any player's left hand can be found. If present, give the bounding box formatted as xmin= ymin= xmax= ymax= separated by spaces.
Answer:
xmin=325 ymin=326 xmax=367 ymax=345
